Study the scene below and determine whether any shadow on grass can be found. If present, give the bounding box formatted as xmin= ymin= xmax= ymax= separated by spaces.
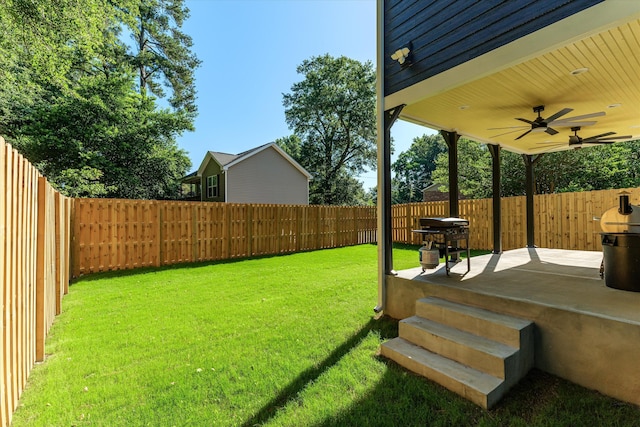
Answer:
xmin=71 ymin=248 xmax=336 ymax=283
xmin=239 ymin=316 xmax=399 ymax=427
xmin=310 ymin=366 xmax=640 ymax=427
xmin=72 ymin=243 xmax=489 ymax=284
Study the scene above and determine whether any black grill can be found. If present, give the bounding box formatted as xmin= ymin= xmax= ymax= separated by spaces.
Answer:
xmin=413 ymin=217 xmax=470 ymax=276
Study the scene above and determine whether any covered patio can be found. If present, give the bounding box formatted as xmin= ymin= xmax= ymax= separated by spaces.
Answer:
xmin=385 ymin=248 xmax=640 ymax=407
xmin=376 ymin=0 xmax=640 ymax=408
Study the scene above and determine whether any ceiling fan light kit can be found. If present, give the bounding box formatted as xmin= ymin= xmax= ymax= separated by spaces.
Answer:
xmin=536 ymin=126 xmax=631 ymax=149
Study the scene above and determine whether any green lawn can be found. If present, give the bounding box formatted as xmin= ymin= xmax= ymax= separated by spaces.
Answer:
xmin=13 ymin=244 xmax=640 ymax=426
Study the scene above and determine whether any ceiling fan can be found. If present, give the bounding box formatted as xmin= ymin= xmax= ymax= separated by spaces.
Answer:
xmin=538 ymin=127 xmax=633 ymax=149
xmin=489 ymin=105 xmax=605 ymax=140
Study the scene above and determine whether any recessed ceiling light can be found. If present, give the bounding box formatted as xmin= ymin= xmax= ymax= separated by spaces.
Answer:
xmin=608 ymin=103 xmax=622 ymax=108
xmin=570 ymin=67 xmax=589 ymax=75
xmin=459 ymin=105 xmax=470 ymax=110
xmin=630 ymin=125 xmax=640 ymax=129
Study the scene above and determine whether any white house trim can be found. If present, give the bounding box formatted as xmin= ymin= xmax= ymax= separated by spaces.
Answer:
xmin=223 ymin=143 xmax=312 ymax=180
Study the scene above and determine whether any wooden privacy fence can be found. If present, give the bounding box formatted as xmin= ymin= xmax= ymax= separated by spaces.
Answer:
xmin=4 ymin=130 xmax=640 ymax=425
xmin=393 ymin=187 xmax=640 ymax=251
xmin=72 ymin=186 xmax=640 ymax=277
xmin=72 ymin=200 xmax=378 ymax=277
xmin=0 ymin=137 xmax=72 ymax=427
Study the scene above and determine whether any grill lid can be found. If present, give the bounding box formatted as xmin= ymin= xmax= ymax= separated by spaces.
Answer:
xmin=419 ymin=217 xmax=469 ymax=228
xmin=600 ymin=192 xmax=640 ymax=233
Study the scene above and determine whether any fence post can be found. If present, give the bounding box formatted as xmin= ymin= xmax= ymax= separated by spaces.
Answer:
xmin=225 ymin=204 xmax=231 ymax=259
xmin=64 ymin=198 xmax=71 ymax=294
xmin=191 ymin=204 xmax=198 ymax=262
xmin=406 ymin=203 xmax=412 ymax=244
xmin=1 ymin=141 xmax=9 ymax=424
xmin=276 ymin=205 xmax=281 ymax=254
xmin=295 ymin=206 xmax=301 ymax=252
xmin=35 ymin=177 xmax=47 ymax=362
xmin=247 ymin=205 xmax=253 ymax=257
xmin=352 ymin=207 xmax=358 ymax=245
xmin=54 ymin=192 xmax=62 ymax=315
xmin=336 ymin=207 xmax=341 ymax=247
xmin=158 ymin=202 xmax=164 ymax=266
xmin=316 ymin=207 xmax=321 ymax=249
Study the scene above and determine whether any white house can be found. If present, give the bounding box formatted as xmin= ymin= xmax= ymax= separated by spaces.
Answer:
xmin=182 ymin=143 xmax=311 ymax=205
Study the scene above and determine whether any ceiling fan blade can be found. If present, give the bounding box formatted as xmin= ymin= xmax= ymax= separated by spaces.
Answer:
xmin=600 ymin=135 xmax=632 ymax=140
xmin=582 ymin=141 xmax=616 ymax=145
xmin=545 ymin=108 xmax=573 ymax=122
xmin=515 ymin=118 xmax=535 ymax=125
xmin=584 ymin=135 xmax=632 ymax=143
xmin=549 ymin=120 xmax=597 ymax=128
xmin=487 ymin=125 xmax=528 ymax=130
xmin=515 ymin=129 xmax=532 ymax=140
xmin=490 ymin=129 xmax=528 ymax=138
xmin=539 ymin=144 xmax=564 ymax=149
xmin=551 ymin=111 xmax=605 ymax=124
xmin=545 ymin=127 xmax=559 ymax=136
xmin=582 ymin=132 xmax=616 ymax=140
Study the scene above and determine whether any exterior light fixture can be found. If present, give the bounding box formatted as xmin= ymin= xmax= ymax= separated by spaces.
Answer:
xmin=570 ymin=67 xmax=589 ymax=75
xmin=391 ymin=42 xmax=413 ymax=68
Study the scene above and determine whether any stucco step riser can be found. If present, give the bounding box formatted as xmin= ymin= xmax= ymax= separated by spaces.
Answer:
xmin=380 ymin=338 xmax=503 ymax=409
xmin=399 ymin=319 xmax=516 ymax=379
xmin=415 ymin=297 xmax=534 ymax=349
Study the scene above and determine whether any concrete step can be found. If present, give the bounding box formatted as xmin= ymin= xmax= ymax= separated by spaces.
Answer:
xmin=399 ymin=315 xmax=518 ymax=380
xmin=380 ymin=297 xmax=536 ymax=408
xmin=415 ymin=297 xmax=533 ymax=349
xmin=380 ymin=337 xmax=504 ymax=409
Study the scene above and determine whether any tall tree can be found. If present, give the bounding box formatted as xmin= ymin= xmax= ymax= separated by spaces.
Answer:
xmin=0 ymin=0 xmax=122 ymax=138
xmin=126 ymin=0 xmax=200 ymax=118
xmin=2 ymin=1 xmax=195 ymax=199
xmin=432 ymin=139 xmax=493 ymax=199
xmin=283 ymin=54 xmax=376 ymax=205
xmin=274 ymin=135 xmax=302 ymax=160
xmin=391 ymin=134 xmax=447 ymax=203
xmin=429 ymin=140 xmax=640 ymax=199
xmin=17 ymin=73 xmax=191 ymax=199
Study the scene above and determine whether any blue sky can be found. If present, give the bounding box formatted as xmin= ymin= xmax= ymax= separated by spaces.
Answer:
xmin=179 ymin=0 xmax=433 ymax=189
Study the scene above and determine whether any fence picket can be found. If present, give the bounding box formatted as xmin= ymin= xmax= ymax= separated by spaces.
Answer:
xmin=4 ymin=131 xmax=640 ymax=425
xmin=0 ymin=139 xmax=69 ymax=426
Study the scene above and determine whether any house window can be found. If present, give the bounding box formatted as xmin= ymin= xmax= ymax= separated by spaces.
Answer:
xmin=207 ymin=175 xmax=219 ymax=198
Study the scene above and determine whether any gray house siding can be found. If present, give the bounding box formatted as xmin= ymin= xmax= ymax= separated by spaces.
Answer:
xmin=201 ymin=160 xmax=225 ymax=202
xmin=226 ymin=146 xmax=309 ymax=205
xmin=384 ymin=0 xmax=603 ymax=97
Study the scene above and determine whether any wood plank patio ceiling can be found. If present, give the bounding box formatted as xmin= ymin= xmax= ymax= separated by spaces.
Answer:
xmin=397 ymin=18 xmax=640 ymax=155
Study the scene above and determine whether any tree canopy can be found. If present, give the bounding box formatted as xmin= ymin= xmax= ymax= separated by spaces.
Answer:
xmin=126 ymin=0 xmax=200 ymax=117
xmin=282 ymin=54 xmax=376 ymax=205
xmin=391 ymin=134 xmax=447 ymax=203
xmin=392 ymin=134 xmax=640 ymax=201
xmin=1 ymin=0 xmax=197 ymax=199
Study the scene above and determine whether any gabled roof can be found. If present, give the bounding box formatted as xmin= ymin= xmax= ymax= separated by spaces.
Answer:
xmin=209 ymin=151 xmax=239 ymax=167
xmin=422 ymin=183 xmax=440 ymax=192
xmin=194 ymin=143 xmax=312 ymax=179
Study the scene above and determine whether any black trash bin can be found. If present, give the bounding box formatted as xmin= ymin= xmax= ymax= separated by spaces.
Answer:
xmin=601 ymin=233 xmax=640 ymax=291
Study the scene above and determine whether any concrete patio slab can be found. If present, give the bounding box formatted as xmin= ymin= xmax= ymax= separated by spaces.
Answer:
xmin=386 ymin=248 xmax=640 ymax=407
xmin=394 ymin=248 xmax=640 ymax=324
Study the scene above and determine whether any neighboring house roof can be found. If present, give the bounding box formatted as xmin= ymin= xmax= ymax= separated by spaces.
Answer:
xmin=181 ymin=170 xmax=200 ymax=184
xmin=422 ymin=183 xmax=440 ymax=192
xmin=195 ymin=142 xmax=312 ymax=179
